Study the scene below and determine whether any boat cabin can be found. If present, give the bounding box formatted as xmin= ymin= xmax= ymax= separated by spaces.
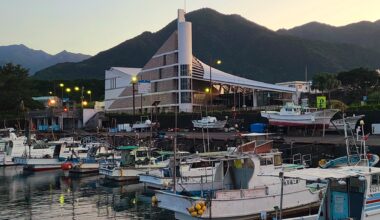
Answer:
xmin=284 ymin=166 xmax=380 ymax=220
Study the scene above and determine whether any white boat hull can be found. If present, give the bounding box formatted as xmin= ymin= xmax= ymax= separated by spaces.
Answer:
xmin=261 ymin=109 xmax=338 ymax=127
xmin=156 ymin=187 xmax=321 ymax=219
xmin=192 ymin=121 xmax=227 ymax=129
xmin=14 ymin=157 xmax=63 ymax=171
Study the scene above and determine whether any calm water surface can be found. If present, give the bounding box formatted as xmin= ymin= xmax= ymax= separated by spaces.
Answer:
xmin=0 ymin=166 xmax=174 ymax=219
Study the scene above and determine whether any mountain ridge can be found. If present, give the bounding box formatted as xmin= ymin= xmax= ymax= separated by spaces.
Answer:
xmin=33 ymin=8 xmax=380 ymax=82
xmin=0 ymin=44 xmax=91 ymax=74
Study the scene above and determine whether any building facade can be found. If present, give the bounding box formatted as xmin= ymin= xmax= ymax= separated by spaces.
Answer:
xmin=105 ymin=9 xmax=296 ymax=114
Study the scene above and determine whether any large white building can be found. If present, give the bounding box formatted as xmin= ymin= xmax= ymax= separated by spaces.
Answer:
xmin=105 ymin=9 xmax=296 ymax=113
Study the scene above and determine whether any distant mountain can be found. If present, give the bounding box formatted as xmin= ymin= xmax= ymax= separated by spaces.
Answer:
xmin=278 ymin=20 xmax=380 ymax=54
xmin=33 ymin=8 xmax=380 ymax=83
xmin=0 ymin=44 xmax=91 ymax=74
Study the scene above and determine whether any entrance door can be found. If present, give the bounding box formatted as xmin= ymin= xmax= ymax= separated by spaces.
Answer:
xmin=330 ymin=191 xmax=349 ymax=220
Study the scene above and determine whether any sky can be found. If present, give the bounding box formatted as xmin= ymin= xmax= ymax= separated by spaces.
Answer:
xmin=1 ymin=0 xmax=379 ymax=55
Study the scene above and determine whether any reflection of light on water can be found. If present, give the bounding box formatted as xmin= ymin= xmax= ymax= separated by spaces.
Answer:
xmin=59 ymin=194 xmax=65 ymax=206
xmin=0 ymin=167 xmax=174 ymax=219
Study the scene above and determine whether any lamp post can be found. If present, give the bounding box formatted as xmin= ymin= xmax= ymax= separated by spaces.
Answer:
xmin=204 ymin=87 xmax=211 ymax=152
xmin=209 ymin=59 xmax=222 ymax=109
xmin=59 ymin=83 xmax=64 ymax=99
xmin=87 ymin=90 xmax=92 ymax=102
xmin=131 ymin=76 xmax=138 ymax=123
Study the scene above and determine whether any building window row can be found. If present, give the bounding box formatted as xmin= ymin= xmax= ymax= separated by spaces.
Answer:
xmin=180 ymin=64 xmax=190 ymax=76
xmin=181 ymin=92 xmax=192 ymax=103
xmin=109 ymin=78 xmax=116 ymax=89
xmin=180 ymin=78 xmax=191 ymax=90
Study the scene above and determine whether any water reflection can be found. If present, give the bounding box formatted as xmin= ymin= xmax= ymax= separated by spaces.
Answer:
xmin=0 ymin=167 xmax=173 ymax=219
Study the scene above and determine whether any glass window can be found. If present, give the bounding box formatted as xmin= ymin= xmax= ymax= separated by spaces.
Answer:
xmin=180 ymin=64 xmax=190 ymax=76
xmin=159 ymin=69 xmax=162 ymax=79
xmin=181 ymin=92 xmax=191 ymax=103
xmin=274 ymin=155 xmax=282 ymax=166
xmin=163 ymin=55 xmax=167 ymax=65
xmin=372 ymin=175 xmax=380 ymax=185
xmin=180 ymin=78 xmax=191 ymax=90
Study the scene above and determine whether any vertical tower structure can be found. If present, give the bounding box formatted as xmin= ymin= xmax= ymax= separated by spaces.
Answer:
xmin=177 ymin=9 xmax=193 ymax=112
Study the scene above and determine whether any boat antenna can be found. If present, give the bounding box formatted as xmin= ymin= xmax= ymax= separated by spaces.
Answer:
xmin=343 ymin=113 xmax=350 ymax=165
xmin=360 ymin=120 xmax=369 ymax=167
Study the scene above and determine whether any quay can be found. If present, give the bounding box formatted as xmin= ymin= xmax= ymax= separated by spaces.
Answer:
xmin=94 ymin=130 xmax=380 ymax=147
xmin=283 ymin=134 xmax=380 ymax=147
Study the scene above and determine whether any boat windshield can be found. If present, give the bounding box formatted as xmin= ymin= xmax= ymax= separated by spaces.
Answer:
xmin=136 ymin=150 xmax=148 ymax=158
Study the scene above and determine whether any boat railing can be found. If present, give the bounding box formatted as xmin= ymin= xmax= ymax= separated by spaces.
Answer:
xmin=285 ymin=153 xmax=312 ymax=167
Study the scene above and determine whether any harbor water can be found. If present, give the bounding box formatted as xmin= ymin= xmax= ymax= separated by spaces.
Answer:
xmin=0 ymin=166 xmax=174 ymax=219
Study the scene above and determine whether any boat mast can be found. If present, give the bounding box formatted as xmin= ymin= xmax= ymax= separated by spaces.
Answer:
xmin=343 ymin=114 xmax=350 ymax=165
xmin=173 ymin=106 xmax=178 ymax=193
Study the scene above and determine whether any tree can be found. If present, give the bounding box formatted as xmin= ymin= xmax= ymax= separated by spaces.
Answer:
xmin=0 ymin=63 xmax=42 ymax=113
xmin=312 ymin=72 xmax=341 ymax=107
xmin=337 ymin=68 xmax=380 ymax=100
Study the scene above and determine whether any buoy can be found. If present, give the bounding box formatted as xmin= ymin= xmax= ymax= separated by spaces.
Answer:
xmin=318 ymin=159 xmax=326 ymax=167
xmin=199 ymin=201 xmax=205 ymax=206
xmin=195 ymin=203 xmax=202 ymax=210
xmin=190 ymin=211 xmax=197 ymax=217
xmin=197 ymin=209 xmax=204 ymax=215
xmin=151 ymin=196 xmax=158 ymax=203
xmin=188 ymin=206 xmax=195 ymax=213
xmin=202 ymin=205 xmax=207 ymax=211
xmin=61 ymin=162 xmax=73 ymax=170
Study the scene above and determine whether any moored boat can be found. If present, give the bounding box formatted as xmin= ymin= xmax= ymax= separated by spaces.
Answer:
xmin=261 ymin=102 xmax=338 ymax=128
xmin=192 ymin=116 xmax=227 ymax=129
xmin=155 ymin=145 xmax=323 ymax=219
xmin=283 ymin=165 xmax=380 ymax=220
xmin=99 ymin=146 xmax=170 ymax=182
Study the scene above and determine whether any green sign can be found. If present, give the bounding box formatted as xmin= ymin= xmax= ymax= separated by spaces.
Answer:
xmin=317 ymin=96 xmax=326 ymax=109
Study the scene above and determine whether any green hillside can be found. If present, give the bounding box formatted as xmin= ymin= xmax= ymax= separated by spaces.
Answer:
xmin=33 ymin=8 xmax=380 ymax=83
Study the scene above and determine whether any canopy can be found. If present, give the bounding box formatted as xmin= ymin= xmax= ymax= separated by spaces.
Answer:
xmin=117 ymin=146 xmax=138 ymax=151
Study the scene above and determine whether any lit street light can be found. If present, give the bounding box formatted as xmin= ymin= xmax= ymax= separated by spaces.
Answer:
xmin=59 ymin=83 xmax=64 ymax=98
xmin=209 ymin=58 xmax=222 ymax=109
xmin=74 ymin=86 xmax=80 ymax=91
xmin=131 ymin=76 xmax=138 ymax=123
xmin=82 ymin=100 xmax=88 ymax=107
xmin=87 ymin=90 xmax=92 ymax=102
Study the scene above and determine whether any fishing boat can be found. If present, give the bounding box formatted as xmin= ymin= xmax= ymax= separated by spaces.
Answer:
xmin=141 ymin=134 xmax=277 ymax=191
xmin=0 ymin=128 xmax=53 ymax=166
xmin=319 ymin=119 xmax=379 ymax=169
xmin=139 ymin=152 xmax=223 ymax=191
xmin=62 ymin=142 xmax=113 ymax=176
xmin=155 ymin=144 xmax=323 ymax=219
xmin=261 ymin=102 xmax=338 ymax=127
xmin=329 ymin=114 xmax=365 ymax=131
xmin=99 ymin=146 xmax=170 ymax=181
xmin=192 ymin=116 xmax=227 ymax=129
xmin=13 ymin=138 xmax=80 ymax=171
xmin=283 ymin=165 xmax=380 ymax=220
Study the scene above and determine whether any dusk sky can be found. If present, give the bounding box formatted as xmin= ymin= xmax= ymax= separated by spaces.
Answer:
xmin=1 ymin=0 xmax=379 ymax=55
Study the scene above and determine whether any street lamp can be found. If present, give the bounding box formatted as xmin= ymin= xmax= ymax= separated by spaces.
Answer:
xmin=74 ymin=86 xmax=80 ymax=92
xmin=87 ymin=90 xmax=92 ymax=102
xmin=209 ymin=58 xmax=222 ymax=108
xmin=82 ymin=100 xmax=88 ymax=107
xmin=131 ymin=76 xmax=138 ymax=123
xmin=59 ymin=83 xmax=64 ymax=98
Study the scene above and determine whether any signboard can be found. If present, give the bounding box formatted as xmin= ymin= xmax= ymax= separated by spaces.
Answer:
xmin=316 ymin=96 xmax=326 ymax=109
xmin=138 ymin=80 xmax=151 ymax=94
